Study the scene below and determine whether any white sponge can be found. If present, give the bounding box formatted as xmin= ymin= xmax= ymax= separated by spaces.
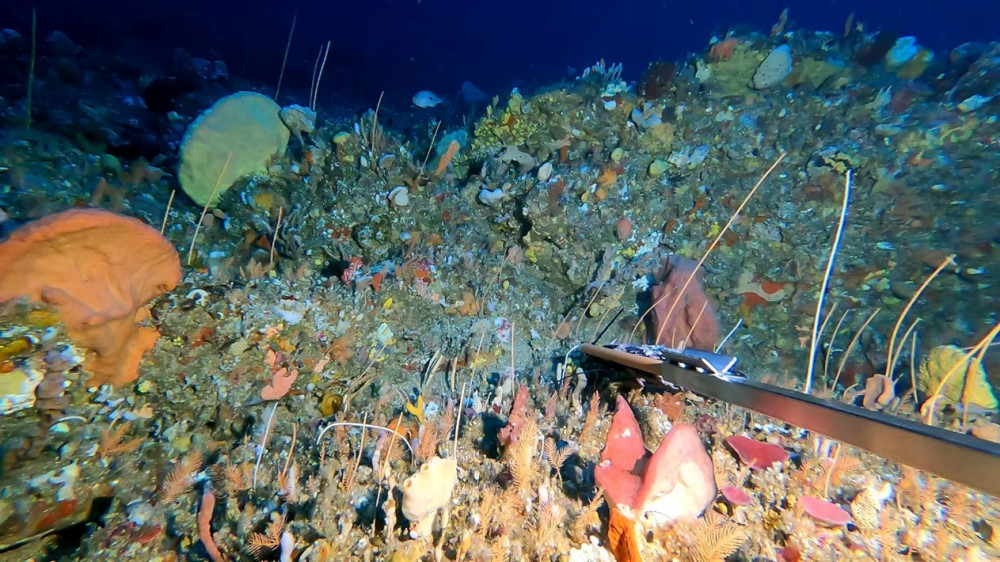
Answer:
xmin=752 ymin=45 xmax=793 ymax=90
xmin=400 ymin=456 xmax=458 ymax=537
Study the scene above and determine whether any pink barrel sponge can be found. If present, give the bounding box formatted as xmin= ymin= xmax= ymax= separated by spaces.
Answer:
xmin=594 ymin=395 xmax=716 ymax=524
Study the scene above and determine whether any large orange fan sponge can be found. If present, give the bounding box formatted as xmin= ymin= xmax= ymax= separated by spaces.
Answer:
xmin=0 ymin=209 xmax=181 ymax=386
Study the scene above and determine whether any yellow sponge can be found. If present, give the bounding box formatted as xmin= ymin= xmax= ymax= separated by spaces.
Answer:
xmin=918 ymin=344 xmax=997 ymax=410
xmin=178 ymin=92 xmax=289 ymax=207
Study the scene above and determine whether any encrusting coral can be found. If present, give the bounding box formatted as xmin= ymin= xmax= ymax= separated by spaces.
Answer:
xmin=0 ymin=208 xmax=181 ymax=386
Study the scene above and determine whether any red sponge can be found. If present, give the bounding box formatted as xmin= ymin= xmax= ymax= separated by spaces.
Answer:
xmin=650 ymin=256 xmax=720 ymax=350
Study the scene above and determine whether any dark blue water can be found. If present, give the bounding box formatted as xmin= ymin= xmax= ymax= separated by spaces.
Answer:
xmin=3 ymin=0 xmax=999 ymax=108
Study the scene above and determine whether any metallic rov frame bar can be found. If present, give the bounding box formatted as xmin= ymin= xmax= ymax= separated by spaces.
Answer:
xmin=581 ymin=344 xmax=1000 ymax=498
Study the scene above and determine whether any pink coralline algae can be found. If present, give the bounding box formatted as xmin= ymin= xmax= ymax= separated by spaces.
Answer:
xmin=725 ymin=435 xmax=791 ymax=470
xmin=341 ymin=256 xmax=363 ymax=284
xmin=801 ymin=495 xmax=852 ymax=526
xmin=720 ymin=485 xmax=753 ymax=506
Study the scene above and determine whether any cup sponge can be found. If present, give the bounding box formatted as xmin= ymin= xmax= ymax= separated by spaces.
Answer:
xmin=178 ymin=91 xmax=289 ymax=207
